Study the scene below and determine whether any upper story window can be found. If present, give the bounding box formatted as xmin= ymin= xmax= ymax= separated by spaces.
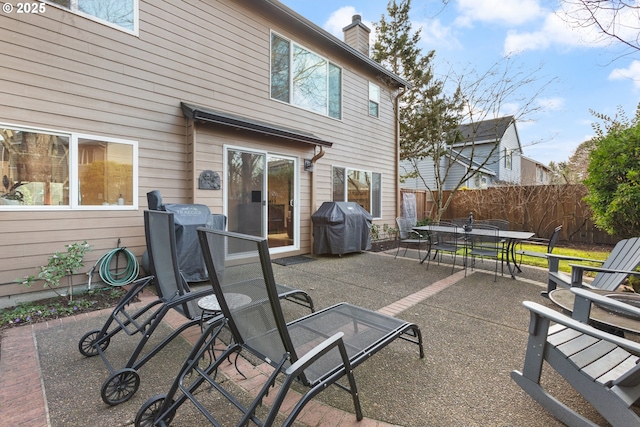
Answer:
xmin=369 ymin=82 xmax=380 ymax=117
xmin=43 ymin=0 xmax=138 ymax=34
xmin=504 ymin=148 xmax=512 ymax=170
xmin=332 ymin=166 xmax=381 ymax=218
xmin=1 ymin=124 xmax=137 ymax=209
xmin=271 ymin=32 xmax=342 ymax=120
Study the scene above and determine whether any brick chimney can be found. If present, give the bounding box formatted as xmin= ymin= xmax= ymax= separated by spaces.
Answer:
xmin=342 ymin=15 xmax=370 ymax=56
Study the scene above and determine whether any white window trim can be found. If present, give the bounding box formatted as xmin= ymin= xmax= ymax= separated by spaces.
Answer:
xmin=223 ymin=144 xmax=300 ymax=253
xmin=270 ymin=31 xmax=343 ymax=121
xmin=40 ymin=0 xmax=140 ymax=36
xmin=369 ymin=82 xmax=380 ymax=118
xmin=332 ymin=165 xmax=382 ymax=219
xmin=0 ymin=122 xmax=138 ymax=211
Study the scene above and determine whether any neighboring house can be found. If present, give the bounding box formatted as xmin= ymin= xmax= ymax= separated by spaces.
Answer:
xmin=521 ymin=156 xmax=552 ymax=185
xmin=401 ymin=115 xmax=522 ymax=191
xmin=0 ymin=2 xmax=406 ymax=303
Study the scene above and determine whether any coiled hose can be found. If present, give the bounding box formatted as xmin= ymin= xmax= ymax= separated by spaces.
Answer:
xmin=88 ymin=246 xmax=139 ymax=288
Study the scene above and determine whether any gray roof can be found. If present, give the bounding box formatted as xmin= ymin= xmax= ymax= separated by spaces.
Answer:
xmin=457 ymin=116 xmax=515 ymax=144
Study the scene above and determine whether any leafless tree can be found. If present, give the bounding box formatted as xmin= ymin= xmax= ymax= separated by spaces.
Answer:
xmin=557 ymin=1 xmax=640 ymax=53
xmin=405 ymin=56 xmax=554 ymax=221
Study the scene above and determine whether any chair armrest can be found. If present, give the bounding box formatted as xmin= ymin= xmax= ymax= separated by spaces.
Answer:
xmin=166 ymin=287 xmax=215 ymax=308
xmin=523 ymin=300 xmax=640 ymax=354
xmin=568 ymin=263 xmax=640 ymax=286
xmin=546 ymin=253 xmax=604 ymax=264
xmin=408 ymin=230 xmax=423 ymax=239
xmin=114 ymin=275 xmax=157 ymax=310
xmin=571 ymin=287 xmax=640 ymax=319
xmin=284 ymin=332 xmax=346 ymax=377
xmin=568 ymin=264 xmax=640 ymax=277
xmin=522 ymin=238 xmax=549 ymax=246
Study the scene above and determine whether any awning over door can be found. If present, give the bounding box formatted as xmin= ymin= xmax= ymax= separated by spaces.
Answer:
xmin=181 ymin=103 xmax=333 ymax=148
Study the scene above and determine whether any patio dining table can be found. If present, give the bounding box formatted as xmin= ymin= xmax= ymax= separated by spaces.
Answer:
xmin=413 ymin=224 xmax=535 ymax=279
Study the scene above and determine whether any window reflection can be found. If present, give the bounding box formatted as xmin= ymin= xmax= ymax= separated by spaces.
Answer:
xmin=78 ymin=139 xmax=133 ymax=206
xmin=0 ymin=128 xmax=69 ymax=206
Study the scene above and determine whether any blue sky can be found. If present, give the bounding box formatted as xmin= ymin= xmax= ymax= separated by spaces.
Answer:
xmin=280 ymin=0 xmax=640 ymax=166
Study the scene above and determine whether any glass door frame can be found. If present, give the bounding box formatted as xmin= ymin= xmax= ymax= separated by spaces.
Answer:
xmin=223 ymin=145 xmax=300 ymax=254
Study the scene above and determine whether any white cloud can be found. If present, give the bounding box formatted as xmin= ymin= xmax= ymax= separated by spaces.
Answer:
xmin=324 ymin=6 xmax=366 ymax=39
xmin=416 ymin=18 xmax=462 ymax=50
xmin=455 ymin=0 xmax=544 ymax=27
xmin=609 ymin=60 xmax=640 ymax=90
xmin=536 ymin=97 xmax=565 ymax=111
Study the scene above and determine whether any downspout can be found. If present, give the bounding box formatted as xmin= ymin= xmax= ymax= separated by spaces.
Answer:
xmin=395 ymin=86 xmax=407 ymax=219
xmin=309 ymin=146 xmax=325 ymax=254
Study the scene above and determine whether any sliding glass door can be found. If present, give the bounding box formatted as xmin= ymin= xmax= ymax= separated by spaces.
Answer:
xmin=226 ymin=147 xmax=297 ymax=251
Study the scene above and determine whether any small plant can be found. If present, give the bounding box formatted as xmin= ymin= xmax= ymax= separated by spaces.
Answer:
xmin=17 ymin=241 xmax=92 ymax=301
xmin=383 ymin=223 xmax=398 ymax=240
xmin=370 ymin=223 xmax=380 ymax=241
xmin=0 ymin=287 xmax=126 ymax=330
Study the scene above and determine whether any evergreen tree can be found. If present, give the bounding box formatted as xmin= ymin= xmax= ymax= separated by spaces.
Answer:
xmin=372 ymin=0 xmax=463 ymax=220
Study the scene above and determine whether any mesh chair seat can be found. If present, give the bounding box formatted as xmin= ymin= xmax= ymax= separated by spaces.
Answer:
xmin=136 ymin=228 xmax=424 ymax=427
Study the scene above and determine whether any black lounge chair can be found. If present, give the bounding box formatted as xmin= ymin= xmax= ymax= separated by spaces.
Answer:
xmin=77 ymin=210 xmax=217 ymax=405
xmin=79 ymin=210 xmax=315 ymax=406
xmin=135 ymin=228 xmax=424 ymax=427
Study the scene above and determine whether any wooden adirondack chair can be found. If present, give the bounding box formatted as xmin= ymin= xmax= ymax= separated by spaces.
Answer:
xmin=543 ymin=237 xmax=640 ymax=297
xmin=512 ymin=288 xmax=640 ymax=426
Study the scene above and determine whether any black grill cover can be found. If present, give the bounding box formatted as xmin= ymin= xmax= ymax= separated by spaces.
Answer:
xmin=163 ymin=204 xmax=226 ymax=282
xmin=311 ymin=202 xmax=372 ymax=255
xmin=144 ymin=191 xmax=226 ymax=282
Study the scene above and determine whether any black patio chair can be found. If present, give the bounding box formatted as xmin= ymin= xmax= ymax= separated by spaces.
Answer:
xmin=516 ymin=225 xmax=562 ymax=263
xmin=395 ymin=216 xmax=428 ymax=259
xmin=79 ymin=210 xmax=315 ymax=406
xmin=135 ymin=228 xmax=424 ymax=427
xmin=425 ymin=221 xmax=465 ymax=274
xmin=77 ymin=210 xmax=216 ymax=405
xmin=466 ymin=223 xmax=502 ymax=281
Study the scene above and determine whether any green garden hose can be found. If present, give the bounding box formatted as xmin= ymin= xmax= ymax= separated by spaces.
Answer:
xmin=88 ymin=245 xmax=139 ymax=287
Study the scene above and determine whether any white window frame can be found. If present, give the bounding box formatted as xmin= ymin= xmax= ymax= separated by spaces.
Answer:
xmin=41 ymin=0 xmax=139 ymax=35
xmin=369 ymin=82 xmax=380 ymax=118
xmin=332 ymin=166 xmax=382 ymax=219
xmin=0 ymin=122 xmax=138 ymax=211
xmin=270 ymin=31 xmax=343 ymax=120
xmin=504 ymin=148 xmax=513 ymax=170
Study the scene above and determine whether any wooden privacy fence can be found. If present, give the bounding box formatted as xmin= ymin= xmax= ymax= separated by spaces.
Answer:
xmin=401 ymin=185 xmax=619 ymax=246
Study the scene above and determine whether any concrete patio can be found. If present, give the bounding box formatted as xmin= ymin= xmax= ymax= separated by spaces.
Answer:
xmin=0 ymin=249 xmax=613 ymax=426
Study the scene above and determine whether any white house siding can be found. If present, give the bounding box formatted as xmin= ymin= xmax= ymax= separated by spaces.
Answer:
xmin=0 ymin=0 xmax=401 ymax=299
xmin=497 ymin=124 xmax=522 ymax=184
xmin=400 ymin=158 xmax=437 ymax=190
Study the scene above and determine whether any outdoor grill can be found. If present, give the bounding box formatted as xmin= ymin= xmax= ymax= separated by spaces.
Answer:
xmin=311 ymin=201 xmax=372 ymax=255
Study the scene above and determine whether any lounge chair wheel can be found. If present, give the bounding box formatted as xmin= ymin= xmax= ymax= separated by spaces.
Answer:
xmin=135 ymin=394 xmax=175 ymax=427
xmin=78 ymin=329 xmax=110 ymax=357
xmin=101 ymin=368 xmax=140 ymax=405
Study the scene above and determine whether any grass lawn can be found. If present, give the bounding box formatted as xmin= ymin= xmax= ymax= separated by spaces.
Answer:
xmin=517 ymin=243 xmax=611 ymax=273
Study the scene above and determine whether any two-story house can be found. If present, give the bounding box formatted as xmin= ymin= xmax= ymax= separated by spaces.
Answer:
xmin=0 ymin=1 xmax=406 ymax=304
xmin=401 ymin=115 xmax=522 ymax=191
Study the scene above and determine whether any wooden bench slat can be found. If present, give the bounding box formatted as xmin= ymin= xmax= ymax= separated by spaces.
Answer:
xmin=557 ymin=333 xmax=600 ymax=357
xmin=570 ymin=339 xmax=618 ymax=369
xmin=581 ymin=347 xmax=634 ymax=381
xmin=548 ymin=326 xmax=582 ymax=346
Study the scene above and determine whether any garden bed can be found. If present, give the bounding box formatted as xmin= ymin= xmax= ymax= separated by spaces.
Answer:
xmin=0 ymin=286 xmax=128 ymax=333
